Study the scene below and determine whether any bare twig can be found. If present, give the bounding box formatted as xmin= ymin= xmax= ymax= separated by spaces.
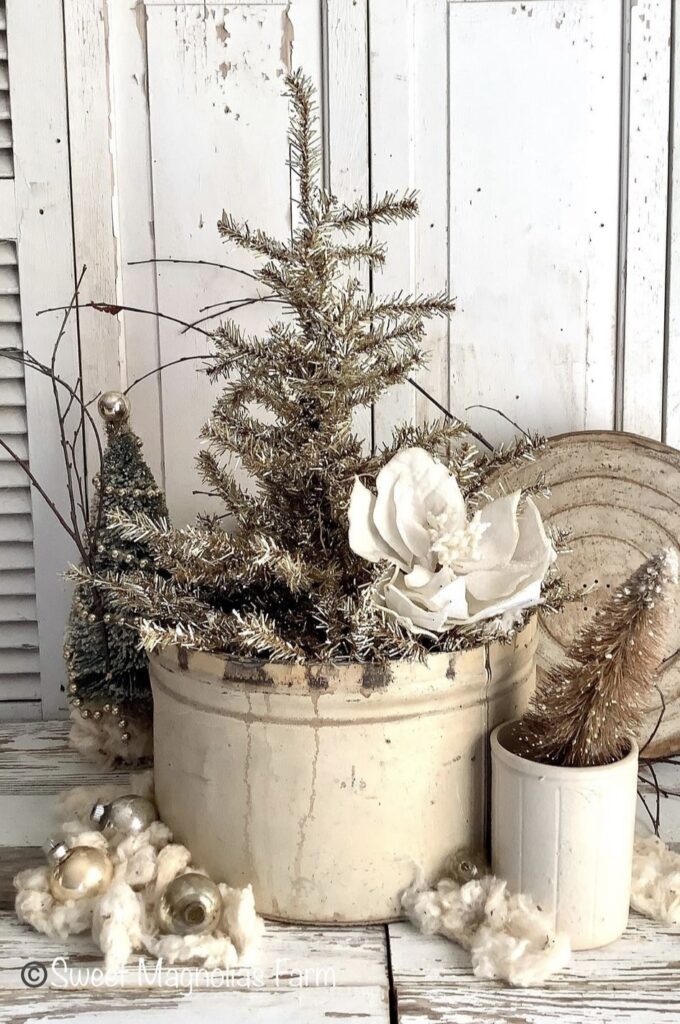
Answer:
xmin=124 ymin=353 xmax=211 ymax=395
xmin=128 ymin=256 xmax=260 ymax=282
xmin=408 ymin=378 xmax=493 ymax=451
xmin=466 ymin=403 xmax=532 ymax=440
xmin=36 ymin=301 xmax=212 ymax=338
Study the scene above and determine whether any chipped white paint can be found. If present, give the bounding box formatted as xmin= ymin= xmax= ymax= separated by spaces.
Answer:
xmin=150 ymin=621 xmax=537 ymax=923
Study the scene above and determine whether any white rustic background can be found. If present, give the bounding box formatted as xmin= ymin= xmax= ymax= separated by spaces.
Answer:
xmin=0 ymin=0 xmax=678 ymax=717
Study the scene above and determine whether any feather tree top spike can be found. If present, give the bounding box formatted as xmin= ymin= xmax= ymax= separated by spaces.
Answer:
xmin=517 ymin=549 xmax=679 ymax=767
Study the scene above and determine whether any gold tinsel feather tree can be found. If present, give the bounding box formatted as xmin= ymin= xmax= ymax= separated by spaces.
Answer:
xmin=517 ymin=549 xmax=679 ymax=767
xmin=79 ymin=71 xmax=565 ymax=663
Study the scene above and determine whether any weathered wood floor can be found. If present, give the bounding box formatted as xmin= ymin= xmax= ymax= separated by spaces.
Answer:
xmin=0 ymin=722 xmax=678 ymax=1023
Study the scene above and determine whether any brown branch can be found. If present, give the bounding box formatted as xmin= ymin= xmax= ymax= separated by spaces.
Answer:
xmin=128 ymin=256 xmax=260 ymax=282
xmin=408 ymin=378 xmax=493 ymax=451
xmin=36 ymin=301 xmax=212 ymax=338
xmin=124 ymin=353 xmax=211 ymax=395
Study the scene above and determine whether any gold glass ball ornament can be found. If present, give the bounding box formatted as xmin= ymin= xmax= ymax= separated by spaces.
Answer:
xmin=45 ymin=839 xmax=113 ymax=902
xmin=97 ymin=389 xmax=131 ymax=427
xmin=91 ymin=794 xmax=158 ymax=836
xmin=158 ymin=873 xmax=223 ymax=936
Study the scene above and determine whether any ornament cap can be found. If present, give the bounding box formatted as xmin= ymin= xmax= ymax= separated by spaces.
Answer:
xmin=44 ymin=838 xmax=69 ymax=866
xmin=90 ymin=800 xmax=106 ymax=825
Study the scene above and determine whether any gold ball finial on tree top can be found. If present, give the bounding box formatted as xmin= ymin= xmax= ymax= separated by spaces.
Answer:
xmin=97 ymin=390 xmax=131 ymax=428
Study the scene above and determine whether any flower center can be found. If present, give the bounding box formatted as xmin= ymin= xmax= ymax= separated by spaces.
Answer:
xmin=427 ymin=511 xmax=489 ymax=569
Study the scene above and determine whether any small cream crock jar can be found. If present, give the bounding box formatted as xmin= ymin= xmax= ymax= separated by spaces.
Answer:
xmin=491 ymin=720 xmax=638 ymax=950
xmin=151 ymin=620 xmax=537 ymax=924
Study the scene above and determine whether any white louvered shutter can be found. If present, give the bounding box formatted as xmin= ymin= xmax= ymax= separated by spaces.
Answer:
xmin=1 ymin=0 xmax=80 ymax=718
xmin=0 ymin=239 xmax=40 ymax=714
xmin=0 ymin=3 xmax=40 ymax=717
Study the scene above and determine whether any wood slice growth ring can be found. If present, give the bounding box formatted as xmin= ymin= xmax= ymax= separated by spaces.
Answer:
xmin=491 ymin=431 xmax=680 ymax=758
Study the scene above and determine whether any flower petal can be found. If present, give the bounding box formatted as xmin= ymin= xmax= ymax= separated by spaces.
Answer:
xmin=513 ymin=497 xmax=556 ymax=569
xmin=471 ymin=491 xmax=522 ymax=570
xmin=348 ymin=477 xmax=400 ymax=564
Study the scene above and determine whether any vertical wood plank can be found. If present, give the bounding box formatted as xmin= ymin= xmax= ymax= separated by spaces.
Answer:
xmin=108 ymin=0 xmax=164 ymax=483
xmin=6 ymin=0 xmax=79 ymax=717
xmin=369 ymin=0 xmax=417 ymax=448
xmin=63 ymin=0 xmax=123 ymax=431
xmin=325 ymin=0 xmax=371 ymax=451
xmin=621 ymin=0 xmax=671 ymax=439
xmin=445 ymin=0 xmax=621 ymax=445
xmin=145 ymin=1 xmax=322 ymax=525
xmin=664 ymin=3 xmax=679 ymax=447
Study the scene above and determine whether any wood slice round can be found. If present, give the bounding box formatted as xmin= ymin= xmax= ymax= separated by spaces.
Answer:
xmin=490 ymin=430 xmax=680 ymax=758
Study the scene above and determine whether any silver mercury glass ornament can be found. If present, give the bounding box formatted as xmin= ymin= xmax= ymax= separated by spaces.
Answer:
xmin=44 ymin=838 xmax=114 ymax=902
xmin=157 ymin=873 xmax=223 ymax=936
xmin=91 ymin=794 xmax=158 ymax=836
xmin=97 ymin=390 xmax=131 ymax=427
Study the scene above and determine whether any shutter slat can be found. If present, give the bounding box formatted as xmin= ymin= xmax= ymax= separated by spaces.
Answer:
xmin=0 ymin=570 xmax=36 ymax=596
xmin=0 ymin=378 xmax=24 ymax=403
xmin=0 ymin=264 xmax=18 ymax=293
xmin=0 ymin=434 xmax=27 ymax=460
xmin=0 ymin=294 xmax=20 ymax=322
xmin=0 ymin=323 xmax=22 ymax=348
xmin=0 ymin=594 xmax=37 ymax=620
xmin=0 ymin=621 xmax=38 ymax=646
xmin=0 ymin=489 xmax=32 ymax=516
xmin=0 ymin=542 xmax=34 ymax=570
xmin=0 ymin=514 xmax=32 ymax=542
xmin=0 ymin=676 xmax=41 ymax=700
xmin=0 ymin=649 xmax=40 ymax=674
xmin=0 ymin=405 xmax=26 ymax=433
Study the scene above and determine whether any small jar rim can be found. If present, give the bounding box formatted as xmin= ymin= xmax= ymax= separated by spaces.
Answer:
xmin=491 ymin=719 xmax=639 ymax=777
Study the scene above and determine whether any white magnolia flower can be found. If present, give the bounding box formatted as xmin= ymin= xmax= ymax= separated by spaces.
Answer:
xmin=348 ymin=447 xmax=555 ymax=635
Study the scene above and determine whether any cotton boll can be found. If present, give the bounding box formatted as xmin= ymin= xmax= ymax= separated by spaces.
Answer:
xmin=631 ymin=835 xmax=680 ymax=925
xmin=402 ymin=870 xmax=570 ymax=987
xmin=14 ymin=866 xmax=50 ymax=893
xmin=123 ymin=845 xmax=158 ymax=891
xmin=219 ymin=884 xmax=264 ymax=958
xmin=93 ymin=879 xmax=145 ymax=973
xmin=144 ymin=932 xmax=239 ymax=970
xmin=57 ymin=784 xmax=127 ymax=824
xmin=68 ymin=830 xmax=110 ymax=852
xmin=153 ymin=844 xmax=192 ymax=898
xmin=16 ymin=887 xmax=94 ymax=940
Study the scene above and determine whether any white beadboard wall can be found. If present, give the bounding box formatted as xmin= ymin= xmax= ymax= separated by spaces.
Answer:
xmin=1 ymin=0 xmax=679 ymax=716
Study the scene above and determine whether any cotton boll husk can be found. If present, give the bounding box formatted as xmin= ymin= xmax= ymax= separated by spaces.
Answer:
xmin=631 ymin=835 xmax=680 ymax=924
xmin=93 ymin=879 xmax=145 ymax=973
xmin=144 ymin=932 xmax=239 ymax=970
xmin=219 ymin=884 xmax=264 ymax=958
